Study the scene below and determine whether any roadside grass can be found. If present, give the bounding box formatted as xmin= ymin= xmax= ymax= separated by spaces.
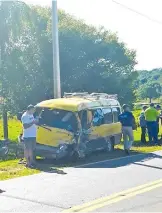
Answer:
xmin=0 ymin=160 xmax=39 ymax=181
xmin=0 ymin=114 xmax=162 ymax=180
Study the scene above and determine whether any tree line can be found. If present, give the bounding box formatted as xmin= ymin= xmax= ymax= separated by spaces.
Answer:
xmin=0 ymin=1 xmax=138 ymax=115
xmin=134 ymin=68 xmax=162 ymax=102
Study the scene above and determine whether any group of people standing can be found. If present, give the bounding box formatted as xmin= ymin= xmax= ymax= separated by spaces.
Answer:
xmin=139 ymin=103 xmax=161 ymax=145
xmin=118 ymin=103 xmax=161 ymax=155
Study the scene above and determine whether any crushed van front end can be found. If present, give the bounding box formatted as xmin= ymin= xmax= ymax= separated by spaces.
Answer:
xmin=35 ymin=142 xmax=71 ymax=159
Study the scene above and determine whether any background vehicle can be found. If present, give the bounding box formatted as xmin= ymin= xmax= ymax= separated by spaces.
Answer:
xmin=34 ymin=93 xmax=122 ymax=160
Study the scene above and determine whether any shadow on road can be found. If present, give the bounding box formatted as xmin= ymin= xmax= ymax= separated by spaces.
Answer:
xmin=0 ymin=189 xmax=5 ymax=193
xmin=34 ymin=149 xmax=162 ymax=170
xmin=35 ymin=148 xmax=128 ymax=169
xmin=133 ymin=162 xmax=162 ymax=170
xmin=77 ymin=152 xmax=162 ymax=168
xmin=33 ymin=164 xmax=67 ymax=175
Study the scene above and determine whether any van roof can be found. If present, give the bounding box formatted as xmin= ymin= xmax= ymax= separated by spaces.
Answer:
xmin=36 ymin=97 xmax=120 ymax=112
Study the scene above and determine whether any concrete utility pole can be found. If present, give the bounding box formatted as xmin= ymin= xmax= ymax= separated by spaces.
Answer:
xmin=52 ymin=0 xmax=61 ymax=98
xmin=0 ymin=44 xmax=8 ymax=140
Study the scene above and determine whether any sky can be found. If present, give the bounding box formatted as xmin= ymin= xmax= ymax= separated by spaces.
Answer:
xmin=23 ymin=0 xmax=162 ymax=70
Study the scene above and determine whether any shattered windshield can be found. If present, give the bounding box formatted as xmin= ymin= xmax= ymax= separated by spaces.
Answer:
xmin=37 ymin=108 xmax=78 ymax=133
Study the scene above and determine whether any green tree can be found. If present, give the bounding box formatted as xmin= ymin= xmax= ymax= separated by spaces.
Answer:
xmin=0 ymin=1 xmax=30 ymax=137
xmin=137 ymin=82 xmax=161 ymax=103
xmin=0 ymin=1 xmax=41 ymax=137
xmin=0 ymin=4 xmax=137 ymax=116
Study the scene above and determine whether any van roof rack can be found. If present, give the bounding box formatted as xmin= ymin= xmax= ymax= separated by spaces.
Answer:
xmin=64 ymin=92 xmax=89 ymax=98
xmin=90 ymin=93 xmax=118 ymax=100
xmin=64 ymin=92 xmax=118 ymax=100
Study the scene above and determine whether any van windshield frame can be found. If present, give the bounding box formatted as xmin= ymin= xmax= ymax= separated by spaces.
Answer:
xmin=36 ymin=107 xmax=78 ymax=133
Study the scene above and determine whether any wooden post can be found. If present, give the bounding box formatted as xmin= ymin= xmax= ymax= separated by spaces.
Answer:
xmin=2 ymin=107 xmax=8 ymax=140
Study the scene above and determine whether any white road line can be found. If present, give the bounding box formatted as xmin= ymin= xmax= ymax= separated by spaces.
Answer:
xmin=75 ymin=153 xmax=151 ymax=168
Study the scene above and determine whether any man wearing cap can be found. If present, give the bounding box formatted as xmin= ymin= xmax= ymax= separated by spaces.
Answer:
xmin=21 ymin=105 xmax=38 ymax=167
xmin=118 ymin=104 xmax=136 ymax=155
xmin=145 ymin=103 xmax=159 ymax=145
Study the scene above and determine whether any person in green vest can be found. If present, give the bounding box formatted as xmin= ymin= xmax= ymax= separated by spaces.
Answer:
xmin=145 ymin=103 xmax=159 ymax=145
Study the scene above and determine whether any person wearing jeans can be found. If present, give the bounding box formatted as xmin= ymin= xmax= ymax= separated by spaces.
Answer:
xmin=145 ymin=103 xmax=159 ymax=145
xmin=156 ymin=105 xmax=161 ymax=136
xmin=122 ymin=126 xmax=134 ymax=153
xmin=119 ymin=104 xmax=135 ymax=155
xmin=139 ymin=106 xmax=148 ymax=144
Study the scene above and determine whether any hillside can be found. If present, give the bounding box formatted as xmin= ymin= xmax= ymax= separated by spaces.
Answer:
xmin=134 ymin=68 xmax=162 ymax=102
xmin=136 ymin=68 xmax=162 ymax=85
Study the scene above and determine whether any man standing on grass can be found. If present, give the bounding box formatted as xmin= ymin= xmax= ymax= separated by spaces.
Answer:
xmin=118 ymin=104 xmax=136 ymax=155
xmin=156 ymin=105 xmax=161 ymax=136
xmin=145 ymin=103 xmax=159 ymax=145
xmin=139 ymin=106 xmax=148 ymax=144
xmin=21 ymin=105 xmax=38 ymax=168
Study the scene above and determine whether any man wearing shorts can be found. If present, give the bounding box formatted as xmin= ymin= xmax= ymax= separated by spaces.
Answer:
xmin=21 ymin=105 xmax=37 ymax=168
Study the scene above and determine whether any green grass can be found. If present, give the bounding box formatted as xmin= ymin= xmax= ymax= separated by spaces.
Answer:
xmin=0 ymin=113 xmax=162 ymax=181
xmin=0 ymin=160 xmax=39 ymax=181
xmin=0 ymin=118 xmax=22 ymax=142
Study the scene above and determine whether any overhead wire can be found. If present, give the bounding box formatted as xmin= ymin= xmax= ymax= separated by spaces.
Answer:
xmin=112 ymin=0 xmax=162 ymax=26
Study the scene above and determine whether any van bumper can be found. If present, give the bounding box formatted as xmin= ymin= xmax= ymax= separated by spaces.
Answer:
xmin=35 ymin=143 xmax=69 ymax=159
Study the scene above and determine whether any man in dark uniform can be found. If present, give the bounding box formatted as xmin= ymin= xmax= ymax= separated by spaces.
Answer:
xmin=118 ymin=104 xmax=136 ymax=155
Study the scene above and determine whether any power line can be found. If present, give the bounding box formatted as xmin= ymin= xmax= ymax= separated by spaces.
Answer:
xmin=112 ymin=0 xmax=162 ymax=26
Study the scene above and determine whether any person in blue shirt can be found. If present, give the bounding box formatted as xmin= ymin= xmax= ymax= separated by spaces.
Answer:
xmin=118 ymin=104 xmax=136 ymax=155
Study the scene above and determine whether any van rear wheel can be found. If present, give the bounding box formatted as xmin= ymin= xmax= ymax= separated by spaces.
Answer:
xmin=105 ymin=138 xmax=114 ymax=152
xmin=70 ymin=149 xmax=86 ymax=162
xmin=70 ymin=151 xmax=79 ymax=162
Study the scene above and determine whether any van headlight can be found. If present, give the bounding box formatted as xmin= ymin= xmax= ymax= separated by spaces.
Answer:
xmin=59 ymin=144 xmax=67 ymax=151
xmin=72 ymin=138 xmax=76 ymax=144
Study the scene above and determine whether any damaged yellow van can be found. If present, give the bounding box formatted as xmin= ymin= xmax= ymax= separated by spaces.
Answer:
xmin=35 ymin=93 xmax=122 ymax=160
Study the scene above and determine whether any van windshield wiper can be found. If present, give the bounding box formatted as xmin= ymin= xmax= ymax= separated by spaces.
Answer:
xmin=37 ymin=124 xmax=52 ymax=131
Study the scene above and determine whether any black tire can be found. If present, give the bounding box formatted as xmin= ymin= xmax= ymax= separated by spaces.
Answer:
xmin=105 ymin=138 xmax=114 ymax=152
xmin=70 ymin=150 xmax=79 ymax=162
xmin=69 ymin=148 xmax=87 ymax=162
xmin=110 ymin=137 xmax=115 ymax=151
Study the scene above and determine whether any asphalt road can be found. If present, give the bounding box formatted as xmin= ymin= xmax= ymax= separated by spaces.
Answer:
xmin=98 ymin=187 xmax=162 ymax=212
xmin=0 ymin=151 xmax=162 ymax=212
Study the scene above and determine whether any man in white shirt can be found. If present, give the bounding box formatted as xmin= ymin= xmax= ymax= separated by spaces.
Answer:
xmin=21 ymin=105 xmax=38 ymax=168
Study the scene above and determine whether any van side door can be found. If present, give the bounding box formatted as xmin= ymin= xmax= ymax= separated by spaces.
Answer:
xmin=112 ymin=107 xmax=122 ymax=145
xmin=86 ymin=108 xmax=106 ymax=150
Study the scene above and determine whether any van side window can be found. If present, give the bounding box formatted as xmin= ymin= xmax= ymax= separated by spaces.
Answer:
xmin=112 ymin=107 xmax=120 ymax=123
xmin=103 ymin=108 xmax=113 ymax=124
xmin=92 ymin=109 xmax=104 ymax=126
